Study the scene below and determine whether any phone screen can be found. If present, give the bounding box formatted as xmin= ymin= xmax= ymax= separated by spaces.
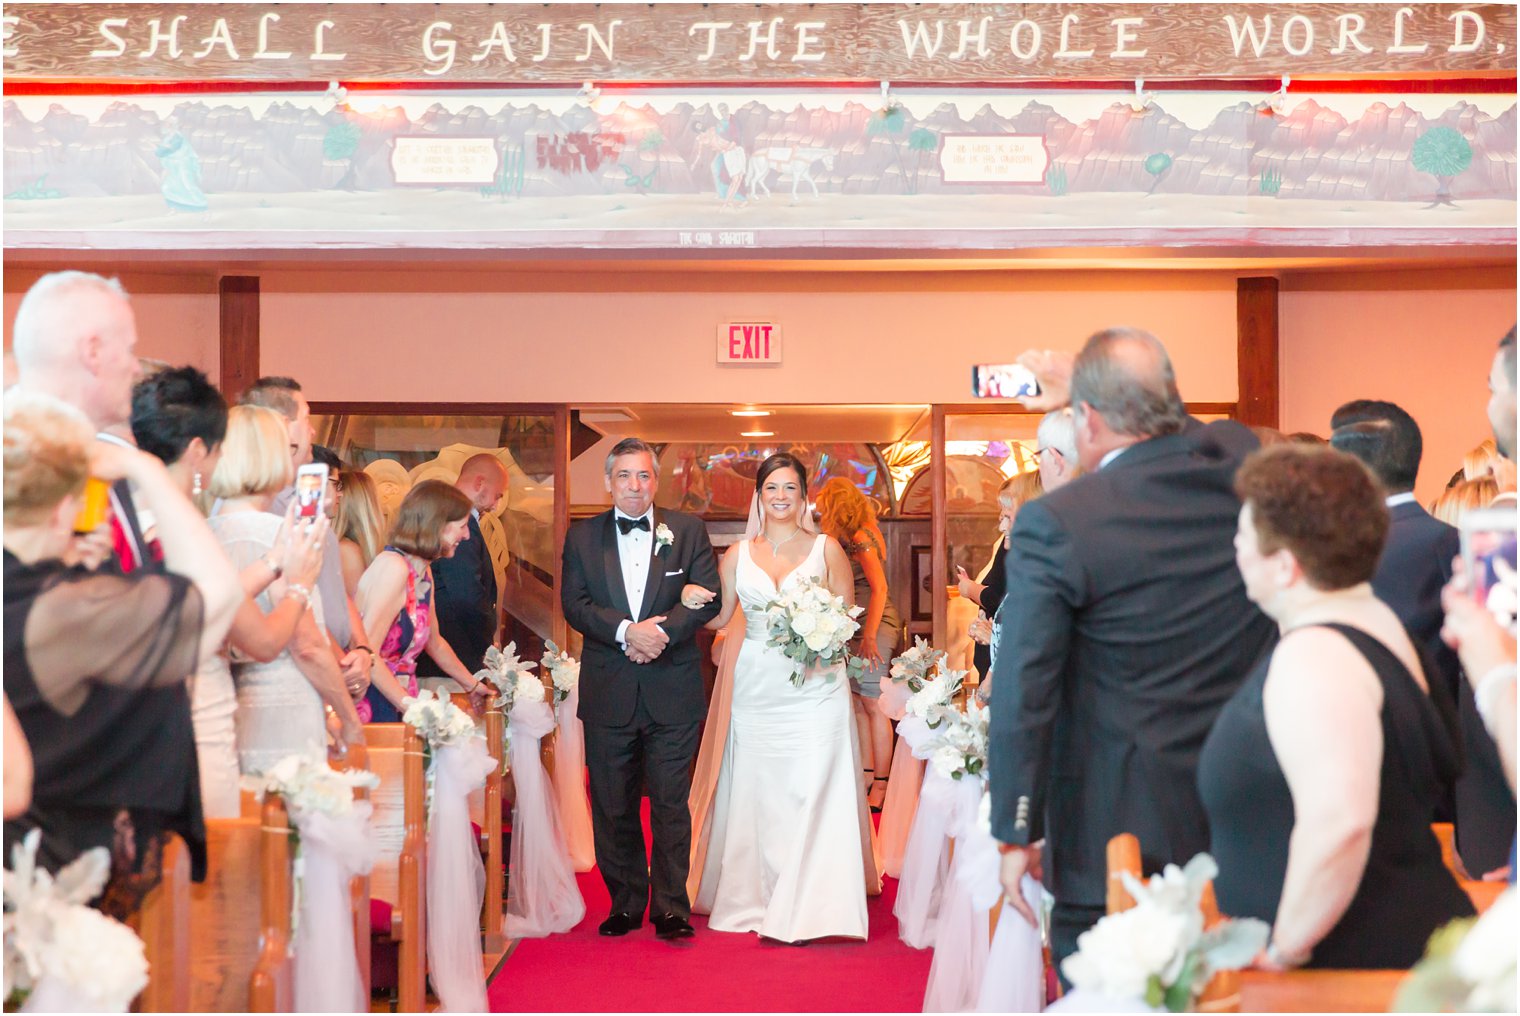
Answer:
xmin=1461 ymin=507 xmax=1517 ymax=625
xmin=972 ymin=363 xmax=1041 ymax=399
xmin=295 ymin=464 xmax=328 ymax=522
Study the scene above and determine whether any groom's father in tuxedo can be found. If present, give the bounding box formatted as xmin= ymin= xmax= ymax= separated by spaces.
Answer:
xmin=988 ymin=329 xmax=1276 ymax=972
xmin=561 ymin=438 xmax=721 ymax=940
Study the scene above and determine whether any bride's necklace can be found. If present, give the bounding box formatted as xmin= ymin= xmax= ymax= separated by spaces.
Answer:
xmin=761 ymin=526 xmax=801 ymax=554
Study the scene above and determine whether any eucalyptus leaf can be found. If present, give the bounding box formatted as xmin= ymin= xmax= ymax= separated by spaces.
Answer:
xmin=1198 ymin=918 xmax=1270 ymax=972
xmin=1162 ymin=952 xmax=1197 ymax=1012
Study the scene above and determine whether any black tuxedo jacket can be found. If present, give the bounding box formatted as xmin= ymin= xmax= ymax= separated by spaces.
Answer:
xmin=988 ymin=419 xmax=1278 ymax=907
xmin=561 ymin=508 xmax=721 ymax=728
xmin=1373 ymin=500 xmax=1516 ymax=873
xmin=418 ymin=512 xmax=497 ymax=677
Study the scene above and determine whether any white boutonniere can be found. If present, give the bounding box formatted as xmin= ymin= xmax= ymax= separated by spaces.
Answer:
xmin=654 ymin=522 xmax=674 ymax=553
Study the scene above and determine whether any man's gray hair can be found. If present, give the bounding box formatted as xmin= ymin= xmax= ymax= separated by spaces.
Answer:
xmin=1069 ymin=327 xmax=1188 ymax=439
xmin=1036 ymin=408 xmax=1078 ymax=462
xmin=239 ymin=377 xmax=302 ymax=422
xmin=11 ymin=271 xmax=129 ymax=366
xmin=604 ymin=437 xmax=660 ymax=477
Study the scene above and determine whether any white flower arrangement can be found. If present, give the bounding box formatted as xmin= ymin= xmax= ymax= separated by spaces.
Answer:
xmin=1061 ymin=854 xmax=1268 ymax=1011
xmin=245 ymin=754 xmax=380 ymax=819
xmin=928 ymin=697 xmax=990 ymax=782
xmin=474 ymin=642 xmax=544 ymax=713
xmin=3 ymin=830 xmax=149 ymax=1012
xmin=654 ymin=522 xmax=674 ymax=553
xmin=888 ymin=636 xmax=947 ymax=693
xmin=762 ymin=576 xmax=866 ymax=688
xmin=1396 ymin=887 xmax=1516 ymax=1013
xmin=402 ymin=688 xmax=479 ymax=749
xmin=539 ymin=640 xmax=581 ymax=705
xmin=903 ymin=668 xmax=965 ymax=730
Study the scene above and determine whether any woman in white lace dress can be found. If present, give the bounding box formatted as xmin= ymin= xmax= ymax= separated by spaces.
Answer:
xmin=687 ymin=452 xmax=879 ymax=943
xmin=206 ymin=406 xmax=364 ymax=781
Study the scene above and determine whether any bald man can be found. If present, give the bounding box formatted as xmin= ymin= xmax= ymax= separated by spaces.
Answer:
xmin=987 ymin=328 xmax=1277 ymax=975
xmin=418 ymin=454 xmax=509 ymax=681
xmin=11 ymin=272 xmax=155 ymax=572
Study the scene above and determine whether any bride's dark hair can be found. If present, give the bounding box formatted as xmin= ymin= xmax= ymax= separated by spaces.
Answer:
xmin=755 ymin=451 xmax=809 ymax=495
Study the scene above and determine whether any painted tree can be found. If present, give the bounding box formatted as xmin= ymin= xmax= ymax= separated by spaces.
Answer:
xmin=1412 ymin=126 xmax=1473 ymax=207
xmin=323 ymin=119 xmax=362 ymax=190
xmin=907 ymin=127 xmax=937 ymax=194
xmin=867 ymin=104 xmax=910 ymax=192
xmin=1143 ymin=152 xmax=1173 ymax=195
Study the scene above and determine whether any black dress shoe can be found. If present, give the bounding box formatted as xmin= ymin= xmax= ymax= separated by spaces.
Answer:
xmin=652 ymin=913 xmax=696 ymax=940
xmin=598 ymin=912 xmax=643 ymax=936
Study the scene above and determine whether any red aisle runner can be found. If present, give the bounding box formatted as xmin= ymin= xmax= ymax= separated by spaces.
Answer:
xmin=490 ymin=871 xmax=932 ymax=1013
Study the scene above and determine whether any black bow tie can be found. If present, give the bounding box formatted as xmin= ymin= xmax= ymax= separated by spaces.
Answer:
xmin=616 ymin=515 xmax=650 ymax=535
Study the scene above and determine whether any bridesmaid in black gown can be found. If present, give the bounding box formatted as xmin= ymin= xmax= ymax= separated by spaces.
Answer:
xmin=1198 ymin=445 xmax=1473 ymax=970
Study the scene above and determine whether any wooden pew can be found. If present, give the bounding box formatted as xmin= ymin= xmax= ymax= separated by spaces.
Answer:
xmin=1237 ymin=969 xmax=1406 ymax=1012
xmin=188 ymin=791 xmax=294 ymax=1012
xmin=333 ymin=743 xmax=373 ymax=999
xmin=365 ymin=722 xmax=427 ymax=1014
xmin=1432 ymin=822 xmax=1507 ymax=914
xmin=130 ymin=833 xmax=191 ymax=1012
xmin=448 ymin=692 xmax=507 ymax=952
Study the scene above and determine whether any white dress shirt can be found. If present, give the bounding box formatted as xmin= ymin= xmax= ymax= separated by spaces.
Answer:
xmin=1385 ymin=491 xmax=1418 ymax=508
xmin=1099 ymin=445 xmax=1129 ymax=471
xmin=614 ymin=509 xmax=653 ymax=646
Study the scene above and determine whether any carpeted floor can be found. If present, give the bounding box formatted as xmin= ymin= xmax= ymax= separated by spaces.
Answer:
xmin=489 ymin=868 xmax=931 ymax=1013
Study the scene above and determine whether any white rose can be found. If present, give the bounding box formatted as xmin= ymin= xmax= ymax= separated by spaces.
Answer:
xmin=790 ymin=610 xmax=818 ymax=636
xmin=516 ymin=673 xmax=546 ymax=703
xmin=930 ymin=744 xmax=965 ymax=779
xmin=1454 ymin=890 xmax=1518 ymax=1012
xmin=815 ymin=612 xmax=840 ymax=638
xmin=1062 ymin=904 xmax=1189 ymax=1001
xmin=42 ymin=905 xmax=149 ymax=1011
xmin=803 ymin=629 xmax=832 ymax=653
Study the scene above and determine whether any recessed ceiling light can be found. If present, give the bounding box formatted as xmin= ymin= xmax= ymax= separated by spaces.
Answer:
xmin=730 ymin=409 xmax=772 ymax=418
xmin=741 ymin=430 xmax=775 ymax=438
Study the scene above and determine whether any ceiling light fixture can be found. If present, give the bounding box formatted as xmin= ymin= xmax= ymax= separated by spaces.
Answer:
xmin=730 ymin=409 xmax=772 ymax=418
xmin=741 ymin=430 xmax=775 ymax=438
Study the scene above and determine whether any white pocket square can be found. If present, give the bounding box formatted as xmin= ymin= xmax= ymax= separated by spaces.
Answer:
xmin=664 ymin=569 xmax=685 ymax=577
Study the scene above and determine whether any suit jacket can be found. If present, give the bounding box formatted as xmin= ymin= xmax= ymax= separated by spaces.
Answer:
xmin=1373 ymin=501 xmax=1516 ymax=872
xmin=988 ymin=420 xmax=1277 ymax=906
xmin=561 ymin=508 xmax=721 ymax=727
xmin=418 ymin=513 xmax=498 ymax=677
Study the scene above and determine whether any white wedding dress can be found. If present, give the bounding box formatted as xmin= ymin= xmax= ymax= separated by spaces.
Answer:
xmin=693 ymin=535 xmax=872 ymax=942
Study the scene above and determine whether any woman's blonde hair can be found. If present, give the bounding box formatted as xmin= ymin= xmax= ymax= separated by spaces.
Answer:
xmin=387 ymin=479 xmax=472 ymax=561
xmin=1431 ymin=476 xmax=1501 ymax=526
xmin=208 ymin=404 xmax=293 ymax=499
xmin=1463 ymin=439 xmax=1518 ymax=492
xmin=337 ymin=468 xmax=385 ymax=568
xmin=997 ymin=469 xmax=1044 ymax=511
xmin=814 ymin=476 xmax=877 ymax=541
xmin=3 ymin=392 xmax=93 ymax=527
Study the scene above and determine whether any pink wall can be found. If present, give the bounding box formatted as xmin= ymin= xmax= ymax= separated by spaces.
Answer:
xmin=3 ymin=268 xmax=220 ymax=375
xmin=1280 ymin=267 xmax=1516 ymax=506
xmin=255 ymin=268 xmax=1240 ymax=405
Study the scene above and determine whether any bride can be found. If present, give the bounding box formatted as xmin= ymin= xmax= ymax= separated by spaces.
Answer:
xmin=683 ymin=452 xmax=880 ymax=943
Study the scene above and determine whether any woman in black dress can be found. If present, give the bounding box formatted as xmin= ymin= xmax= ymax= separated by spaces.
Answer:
xmin=959 ymin=470 xmax=1043 ymax=695
xmin=3 ymin=393 xmax=242 ymax=918
xmin=1198 ymin=444 xmax=1473 ymax=970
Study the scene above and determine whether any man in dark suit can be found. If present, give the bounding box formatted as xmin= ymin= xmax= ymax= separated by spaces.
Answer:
xmin=418 ymin=454 xmax=508 ymax=678
xmin=561 ymin=438 xmax=721 ymax=941
xmin=989 ymin=329 xmax=1277 ymax=970
xmin=1332 ymin=400 xmax=1516 ymax=876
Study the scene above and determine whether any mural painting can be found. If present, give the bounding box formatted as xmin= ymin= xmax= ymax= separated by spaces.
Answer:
xmin=4 ymin=88 xmax=1514 ymax=250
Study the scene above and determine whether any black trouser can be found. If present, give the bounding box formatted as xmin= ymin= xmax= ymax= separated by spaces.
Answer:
xmin=582 ymin=689 xmax=701 ymax=919
xmin=1051 ymin=901 xmax=1108 ymax=991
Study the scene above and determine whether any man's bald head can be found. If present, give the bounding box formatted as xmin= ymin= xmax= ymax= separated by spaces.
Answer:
xmin=11 ymin=272 xmax=141 ymax=429
xmin=1070 ymin=327 xmax=1187 ymax=440
xmin=456 ymin=453 xmax=508 ymax=513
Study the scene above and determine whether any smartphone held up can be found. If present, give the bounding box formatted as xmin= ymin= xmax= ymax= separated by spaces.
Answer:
xmin=294 ymin=463 xmax=329 ymax=525
xmin=972 ymin=363 xmax=1042 ymax=400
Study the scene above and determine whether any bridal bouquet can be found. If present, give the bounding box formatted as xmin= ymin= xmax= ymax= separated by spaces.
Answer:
xmin=402 ymin=689 xmax=479 ymax=749
xmin=1395 ymin=888 xmax=1516 ymax=1013
xmin=246 ymin=754 xmax=380 ymax=818
xmin=889 ymin=636 xmax=947 ymax=693
xmin=903 ymin=668 xmax=965 ymax=731
xmin=539 ymin=640 xmax=581 ymax=705
xmin=762 ymin=576 xmax=866 ymax=688
xmin=1058 ymin=854 xmax=1268 ymax=1012
xmin=474 ymin=642 xmax=544 ymax=713
xmin=929 ymin=697 xmax=990 ymax=782
xmin=4 ymin=830 xmax=149 ymax=1012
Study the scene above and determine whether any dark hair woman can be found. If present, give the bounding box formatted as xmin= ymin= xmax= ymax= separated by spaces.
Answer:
xmin=355 ymin=480 xmax=494 ymax=722
xmin=1198 ymin=444 xmax=1473 ymax=970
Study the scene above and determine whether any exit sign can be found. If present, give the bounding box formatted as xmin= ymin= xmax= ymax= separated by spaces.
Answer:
xmin=719 ymin=321 xmax=782 ymax=365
